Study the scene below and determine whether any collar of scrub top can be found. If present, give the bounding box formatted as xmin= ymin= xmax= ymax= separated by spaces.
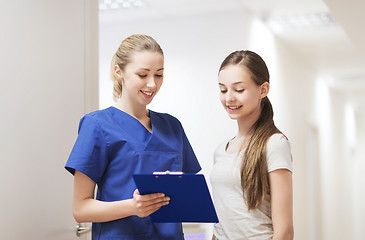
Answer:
xmin=109 ymin=107 xmax=174 ymax=152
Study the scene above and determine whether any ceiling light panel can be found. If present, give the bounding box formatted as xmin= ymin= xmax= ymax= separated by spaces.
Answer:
xmin=99 ymin=0 xmax=143 ymax=10
xmin=266 ymin=12 xmax=337 ymax=33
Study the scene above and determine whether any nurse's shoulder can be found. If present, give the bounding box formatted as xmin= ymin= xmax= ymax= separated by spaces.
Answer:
xmin=150 ymin=110 xmax=183 ymax=129
xmin=76 ymin=107 xmax=115 ymax=133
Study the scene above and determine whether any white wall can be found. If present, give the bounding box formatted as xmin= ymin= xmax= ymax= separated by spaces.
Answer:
xmin=0 ymin=0 xmax=98 ymax=239
xmin=315 ymin=82 xmax=362 ymax=240
xmin=353 ymin=113 xmax=365 ymax=239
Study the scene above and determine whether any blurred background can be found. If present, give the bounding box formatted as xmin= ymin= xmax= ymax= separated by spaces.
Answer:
xmin=1 ymin=0 xmax=364 ymax=239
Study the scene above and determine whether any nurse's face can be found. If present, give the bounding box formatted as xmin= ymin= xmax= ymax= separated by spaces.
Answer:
xmin=118 ymin=51 xmax=164 ymax=107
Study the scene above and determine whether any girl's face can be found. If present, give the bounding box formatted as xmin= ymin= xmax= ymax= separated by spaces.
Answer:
xmin=218 ymin=64 xmax=269 ymax=120
xmin=116 ymin=51 xmax=164 ymax=107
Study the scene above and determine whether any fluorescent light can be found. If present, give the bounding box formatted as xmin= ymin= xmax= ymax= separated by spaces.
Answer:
xmin=122 ymin=1 xmax=131 ymax=8
xmin=266 ymin=12 xmax=337 ymax=33
xmin=110 ymin=2 xmax=119 ymax=9
xmin=99 ymin=3 xmax=107 ymax=10
xmin=134 ymin=0 xmax=142 ymax=7
xmin=99 ymin=0 xmax=143 ymax=10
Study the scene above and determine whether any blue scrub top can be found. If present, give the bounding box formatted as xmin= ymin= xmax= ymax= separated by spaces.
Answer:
xmin=65 ymin=107 xmax=201 ymax=240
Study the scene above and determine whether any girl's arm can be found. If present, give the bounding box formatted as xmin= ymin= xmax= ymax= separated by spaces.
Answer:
xmin=72 ymin=170 xmax=170 ymax=223
xmin=269 ymin=169 xmax=294 ymax=240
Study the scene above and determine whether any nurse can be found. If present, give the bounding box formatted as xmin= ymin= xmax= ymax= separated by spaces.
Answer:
xmin=65 ymin=34 xmax=201 ymax=240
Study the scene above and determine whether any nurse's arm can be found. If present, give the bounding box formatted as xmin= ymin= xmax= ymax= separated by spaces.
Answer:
xmin=73 ymin=170 xmax=169 ymax=223
xmin=132 ymin=189 xmax=170 ymax=218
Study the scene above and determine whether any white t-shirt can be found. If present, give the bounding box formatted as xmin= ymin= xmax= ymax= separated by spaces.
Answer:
xmin=210 ymin=134 xmax=293 ymax=240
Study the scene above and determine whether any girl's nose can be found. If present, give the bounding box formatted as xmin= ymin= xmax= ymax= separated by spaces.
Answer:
xmin=226 ymin=90 xmax=235 ymax=102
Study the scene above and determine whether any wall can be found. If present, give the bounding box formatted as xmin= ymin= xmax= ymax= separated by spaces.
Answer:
xmin=0 ymin=0 xmax=98 ymax=239
xmin=353 ymin=113 xmax=365 ymax=239
xmin=319 ymin=1 xmax=365 ymax=239
xmin=315 ymin=83 xmax=362 ymax=240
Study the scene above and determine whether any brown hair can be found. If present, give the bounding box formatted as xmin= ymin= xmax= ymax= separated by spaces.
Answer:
xmin=110 ymin=34 xmax=164 ymax=101
xmin=219 ymin=50 xmax=282 ymax=210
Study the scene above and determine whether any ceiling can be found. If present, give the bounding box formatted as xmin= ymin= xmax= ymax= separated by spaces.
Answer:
xmin=99 ymin=0 xmax=365 ymax=115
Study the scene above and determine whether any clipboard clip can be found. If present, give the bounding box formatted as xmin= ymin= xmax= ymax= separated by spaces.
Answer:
xmin=153 ymin=170 xmax=183 ymax=175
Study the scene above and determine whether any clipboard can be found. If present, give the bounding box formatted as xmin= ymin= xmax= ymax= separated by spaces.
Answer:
xmin=132 ymin=173 xmax=219 ymax=223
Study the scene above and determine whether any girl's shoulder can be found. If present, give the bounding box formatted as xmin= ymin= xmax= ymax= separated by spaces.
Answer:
xmin=266 ymin=133 xmax=293 ymax=172
xmin=267 ymin=133 xmax=290 ymax=148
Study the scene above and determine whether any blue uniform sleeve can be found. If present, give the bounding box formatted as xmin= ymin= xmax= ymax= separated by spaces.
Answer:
xmin=65 ymin=114 xmax=109 ymax=183
xmin=180 ymin=124 xmax=201 ymax=174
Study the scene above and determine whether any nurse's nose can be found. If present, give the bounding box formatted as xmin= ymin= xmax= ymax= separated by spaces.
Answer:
xmin=146 ymin=76 xmax=157 ymax=89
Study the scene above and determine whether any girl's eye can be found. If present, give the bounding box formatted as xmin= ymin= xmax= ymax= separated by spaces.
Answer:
xmin=220 ymin=90 xmax=227 ymax=93
xmin=138 ymin=74 xmax=147 ymax=78
xmin=155 ymin=74 xmax=163 ymax=78
xmin=236 ymin=89 xmax=244 ymax=93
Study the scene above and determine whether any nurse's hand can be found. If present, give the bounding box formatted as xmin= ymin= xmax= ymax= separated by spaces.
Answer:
xmin=132 ymin=189 xmax=170 ymax=218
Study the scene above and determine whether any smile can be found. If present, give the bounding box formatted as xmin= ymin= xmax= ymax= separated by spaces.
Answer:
xmin=227 ymin=105 xmax=242 ymax=110
xmin=141 ymin=90 xmax=154 ymax=98
xmin=227 ymin=105 xmax=242 ymax=111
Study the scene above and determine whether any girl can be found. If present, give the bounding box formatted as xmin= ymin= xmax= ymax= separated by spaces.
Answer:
xmin=65 ymin=34 xmax=201 ymax=240
xmin=210 ymin=50 xmax=293 ymax=240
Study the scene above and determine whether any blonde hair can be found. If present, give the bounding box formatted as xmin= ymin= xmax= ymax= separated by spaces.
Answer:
xmin=219 ymin=50 xmax=283 ymax=210
xmin=110 ymin=34 xmax=164 ymax=102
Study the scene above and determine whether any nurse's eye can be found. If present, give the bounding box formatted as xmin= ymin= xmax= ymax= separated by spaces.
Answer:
xmin=220 ymin=89 xmax=227 ymax=93
xmin=155 ymin=74 xmax=163 ymax=78
xmin=236 ymin=89 xmax=244 ymax=93
xmin=138 ymin=74 xmax=147 ymax=78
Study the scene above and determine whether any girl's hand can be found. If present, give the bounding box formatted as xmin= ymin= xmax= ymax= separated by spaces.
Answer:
xmin=132 ymin=189 xmax=170 ymax=218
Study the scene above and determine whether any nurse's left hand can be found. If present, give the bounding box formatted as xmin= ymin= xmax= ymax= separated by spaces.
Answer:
xmin=132 ymin=189 xmax=170 ymax=218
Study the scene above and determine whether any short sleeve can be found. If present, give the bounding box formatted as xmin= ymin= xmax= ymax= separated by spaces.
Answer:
xmin=65 ymin=114 xmax=109 ymax=183
xmin=178 ymin=123 xmax=201 ymax=174
xmin=266 ymin=134 xmax=293 ymax=173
